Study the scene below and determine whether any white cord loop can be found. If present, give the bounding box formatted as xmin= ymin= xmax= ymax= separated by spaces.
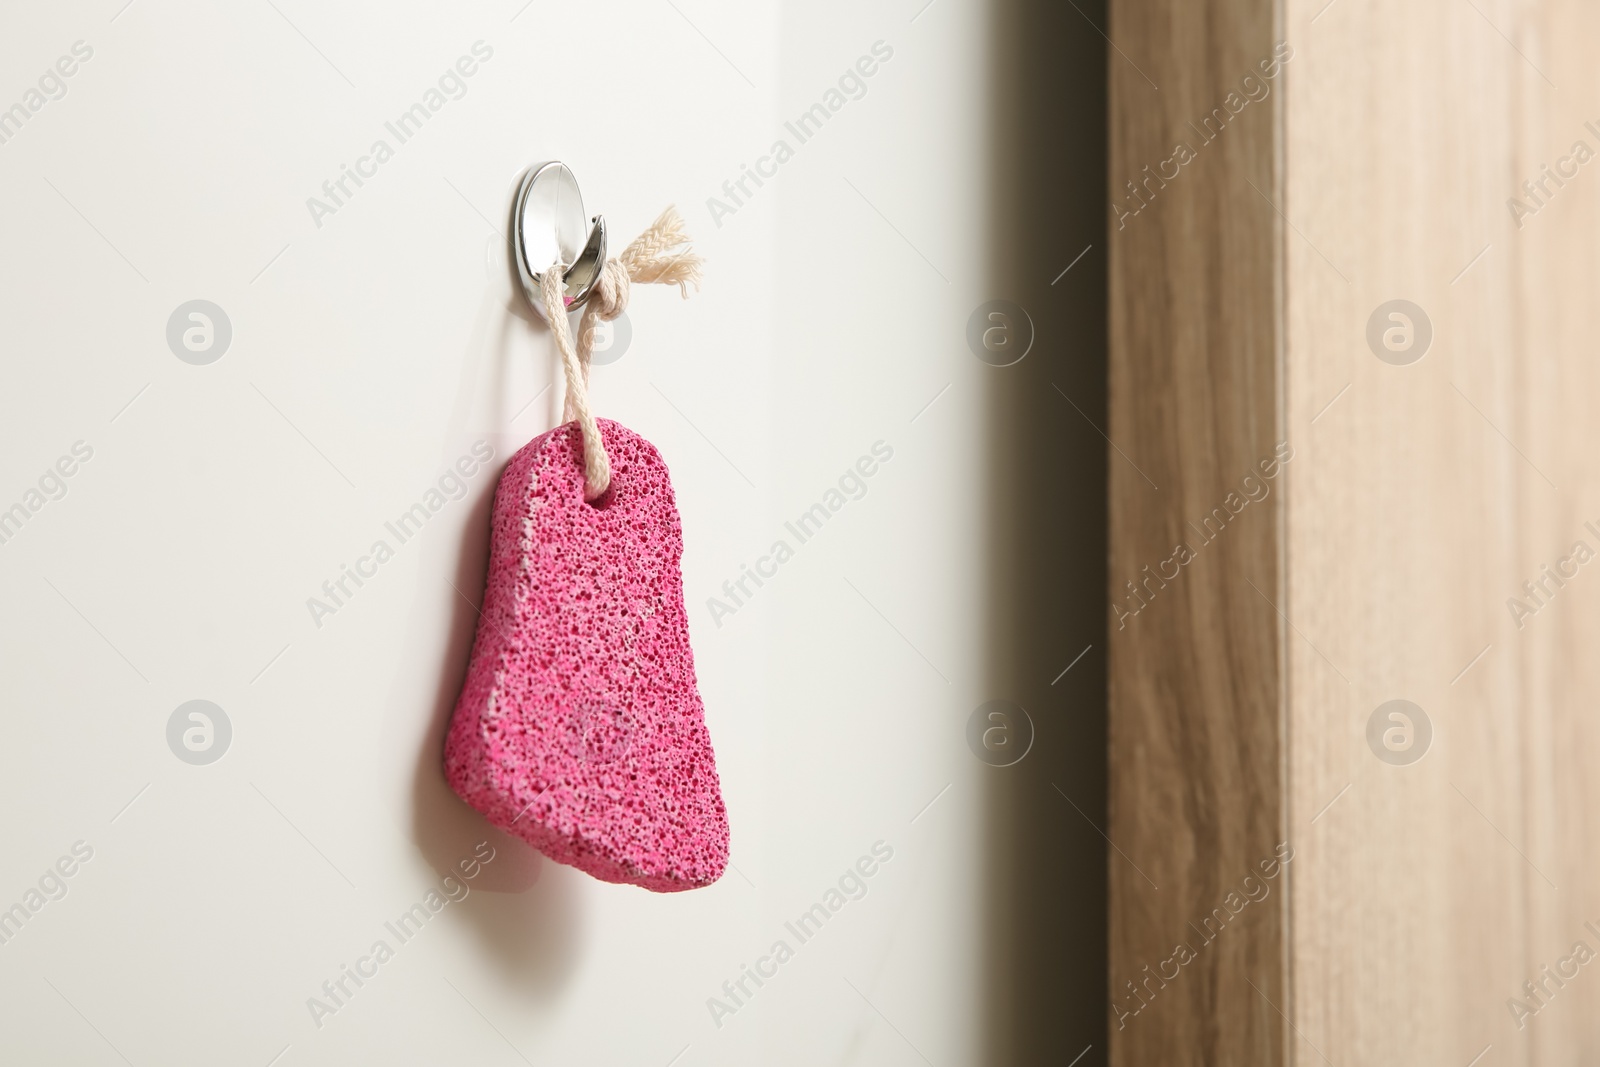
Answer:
xmin=541 ymin=206 xmax=702 ymax=500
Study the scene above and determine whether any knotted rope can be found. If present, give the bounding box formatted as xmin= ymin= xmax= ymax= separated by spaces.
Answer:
xmin=540 ymin=207 xmax=702 ymax=500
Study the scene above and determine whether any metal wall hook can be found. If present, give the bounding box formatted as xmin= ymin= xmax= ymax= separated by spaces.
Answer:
xmin=513 ymin=161 xmax=608 ymax=321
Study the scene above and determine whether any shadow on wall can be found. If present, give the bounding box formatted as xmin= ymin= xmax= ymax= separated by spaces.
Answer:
xmin=404 ymin=483 xmax=584 ymax=997
xmin=982 ymin=0 xmax=1108 ymax=1063
xmin=400 ymin=187 xmax=584 ymax=999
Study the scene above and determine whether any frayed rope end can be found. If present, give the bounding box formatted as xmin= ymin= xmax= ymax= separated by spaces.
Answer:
xmin=621 ymin=205 xmax=704 ymax=298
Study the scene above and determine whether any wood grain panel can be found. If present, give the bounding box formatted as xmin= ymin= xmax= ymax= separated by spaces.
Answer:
xmin=1285 ymin=0 xmax=1600 ymax=1063
xmin=1107 ymin=1 xmax=1287 ymax=1064
xmin=1113 ymin=0 xmax=1600 ymax=1062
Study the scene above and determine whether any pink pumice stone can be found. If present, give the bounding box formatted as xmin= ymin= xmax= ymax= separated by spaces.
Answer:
xmin=444 ymin=418 xmax=729 ymax=892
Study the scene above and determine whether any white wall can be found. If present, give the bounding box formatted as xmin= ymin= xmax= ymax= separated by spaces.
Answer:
xmin=0 ymin=1 xmax=993 ymax=1063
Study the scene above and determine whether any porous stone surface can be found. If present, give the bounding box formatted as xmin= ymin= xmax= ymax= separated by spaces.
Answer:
xmin=445 ymin=419 xmax=728 ymax=892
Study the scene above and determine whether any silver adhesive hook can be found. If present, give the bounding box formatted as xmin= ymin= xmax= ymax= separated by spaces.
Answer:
xmin=513 ymin=161 xmax=608 ymax=321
